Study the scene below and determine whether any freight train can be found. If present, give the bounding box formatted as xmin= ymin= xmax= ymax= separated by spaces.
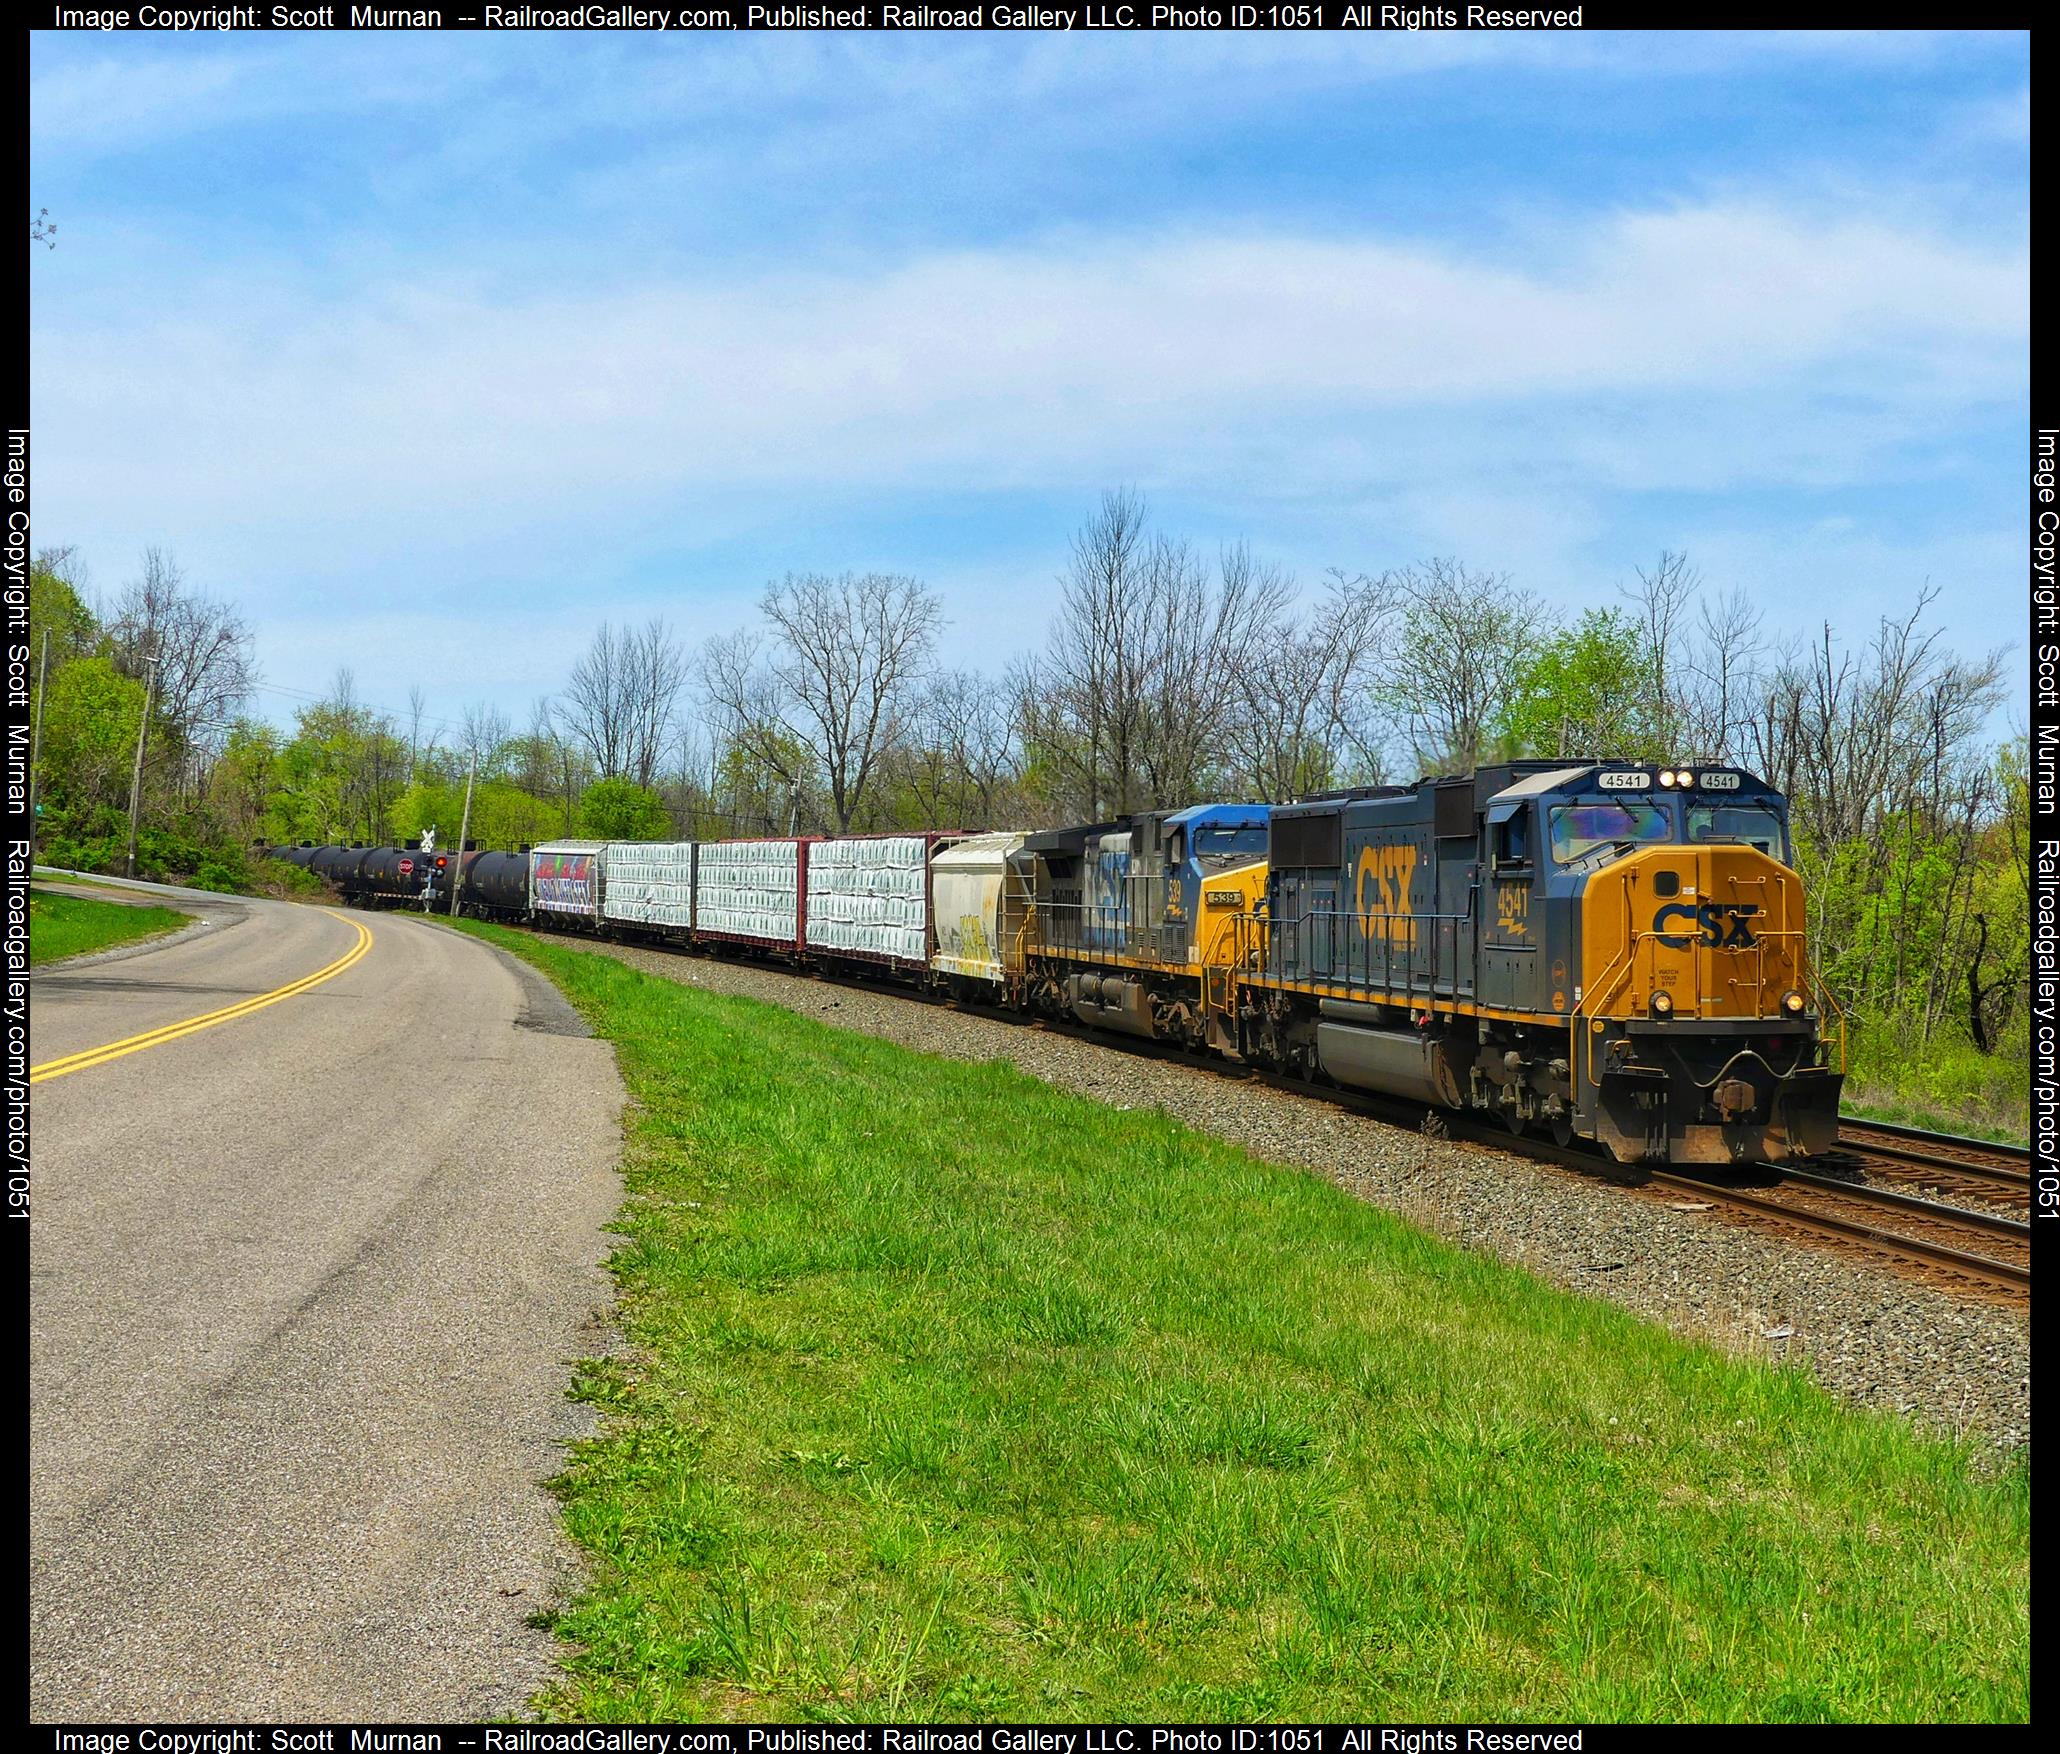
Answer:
xmin=262 ymin=760 xmax=1845 ymax=1165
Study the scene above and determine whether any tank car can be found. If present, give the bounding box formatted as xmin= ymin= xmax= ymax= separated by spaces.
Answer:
xmin=450 ymin=848 xmax=527 ymax=918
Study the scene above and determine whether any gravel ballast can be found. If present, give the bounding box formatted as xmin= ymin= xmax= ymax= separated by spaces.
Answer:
xmin=587 ymin=940 xmax=2030 ymax=1454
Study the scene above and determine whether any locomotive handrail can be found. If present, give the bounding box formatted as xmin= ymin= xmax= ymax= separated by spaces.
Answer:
xmin=1575 ymin=870 xmax=1643 ymax=1035
xmin=1238 ymin=900 xmax=1476 ymax=1006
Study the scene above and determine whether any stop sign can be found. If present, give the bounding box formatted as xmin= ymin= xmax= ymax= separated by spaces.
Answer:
xmin=399 ymin=858 xmax=414 ymax=876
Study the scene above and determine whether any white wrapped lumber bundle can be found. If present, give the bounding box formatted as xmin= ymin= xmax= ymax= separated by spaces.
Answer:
xmin=601 ymin=841 xmax=696 ymax=930
xmin=694 ymin=838 xmax=803 ymax=945
xmin=805 ymin=835 xmax=931 ymax=965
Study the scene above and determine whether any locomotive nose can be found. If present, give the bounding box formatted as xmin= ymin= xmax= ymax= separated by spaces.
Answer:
xmin=1624 ymin=844 xmax=1798 ymax=1022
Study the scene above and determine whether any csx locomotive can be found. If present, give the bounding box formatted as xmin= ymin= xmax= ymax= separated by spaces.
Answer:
xmin=266 ymin=759 xmax=1843 ymax=1167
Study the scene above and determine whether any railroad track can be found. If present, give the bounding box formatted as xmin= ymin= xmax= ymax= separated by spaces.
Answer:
xmin=1653 ymin=1164 xmax=2030 ymax=1295
xmin=1001 ymin=1015 xmax=2037 ymax=1301
xmin=1828 ymin=1117 xmax=2030 ymax=1210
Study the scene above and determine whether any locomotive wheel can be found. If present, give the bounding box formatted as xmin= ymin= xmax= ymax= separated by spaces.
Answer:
xmin=1550 ymin=1114 xmax=1576 ymax=1148
xmin=1500 ymin=1108 xmax=1526 ymax=1137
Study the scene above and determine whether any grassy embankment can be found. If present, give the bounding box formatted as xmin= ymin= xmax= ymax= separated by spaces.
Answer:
xmin=453 ymin=921 xmax=2028 ymax=1724
xmin=1840 ymin=1032 xmax=2028 ymax=1145
xmin=29 ymin=887 xmax=190 ymax=966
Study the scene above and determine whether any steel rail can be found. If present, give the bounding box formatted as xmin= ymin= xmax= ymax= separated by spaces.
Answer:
xmin=1773 ymin=1164 xmax=2031 ymax=1238
xmin=1831 ymin=1126 xmax=2030 ymax=1190
xmin=1643 ymin=1170 xmax=2030 ymax=1291
xmin=1837 ymin=1115 xmax=2030 ymax=1161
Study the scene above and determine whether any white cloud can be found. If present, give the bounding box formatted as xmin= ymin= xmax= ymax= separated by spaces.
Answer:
xmin=31 ymin=201 xmax=2025 ymax=538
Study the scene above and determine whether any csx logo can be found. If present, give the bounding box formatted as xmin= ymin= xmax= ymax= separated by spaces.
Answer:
xmin=1356 ymin=844 xmax=1419 ymax=948
xmin=1652 ymin=901 xmax=1759 ymax=949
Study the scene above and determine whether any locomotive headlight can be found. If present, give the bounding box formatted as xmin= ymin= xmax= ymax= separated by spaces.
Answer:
xmin=1659 ymin=769 xmax=1681 ymax=788
xmin=1649 ymin=991 xmax=1674 ymax=1018
xmin=1782 ymin=989 xmax=1807 ymax=1015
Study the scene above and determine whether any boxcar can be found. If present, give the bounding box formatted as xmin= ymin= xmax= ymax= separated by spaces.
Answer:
xmin=529 ymin=840 xmax=607 ymax=928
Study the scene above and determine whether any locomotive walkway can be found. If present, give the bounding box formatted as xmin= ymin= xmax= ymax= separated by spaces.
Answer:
xmin=29 ymin=883 xmax=623 ymax=1720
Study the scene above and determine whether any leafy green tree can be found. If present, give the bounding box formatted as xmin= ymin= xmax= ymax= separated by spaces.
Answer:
xmin=1496 ymin=609 xmax=1658 ymax=761
xmin=393 ymin=778 xmax=562 ymax=851
xmin=577 ymin=777 xmax=673 ymax=841
xmin=40 ymin=658 xmax=146 ymax=814
xmin=208 ymin=719 xmax=282 ymax=843
xmin=30 ymin=550 xmax=98 ymax=665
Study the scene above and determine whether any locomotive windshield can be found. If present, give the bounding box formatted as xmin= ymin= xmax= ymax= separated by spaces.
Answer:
xmin=1549 ymin=800 xmax=1673 ymax=866
xmin=1686 ymin=803 xmax=1786 ymax=859
xmin=1195 ymin=826 xmax=1268 ymax=864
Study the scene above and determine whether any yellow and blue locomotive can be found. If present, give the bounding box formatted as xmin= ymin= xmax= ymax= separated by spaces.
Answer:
xmin=1237 ymin=761 xmax=1843 ymax=1164
xmin=1016 ymin=803 xmax=1272 ymax=1052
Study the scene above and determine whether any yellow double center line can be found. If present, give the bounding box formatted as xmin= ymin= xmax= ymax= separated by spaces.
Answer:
xmin=31 ymin=917 xmax=375 ymax=1085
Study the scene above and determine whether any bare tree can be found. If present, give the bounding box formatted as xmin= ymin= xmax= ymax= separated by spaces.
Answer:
xmin=1740 ymin=586 xmax=2008 ymax=1045
xmin=561 ymin=623 xmax=632 ymax=782
xmin=107 ymin=548 xmax=255 ymax=754
xmin=743 ymin=571 xmax=942 ymax=831
xmin=1676 ymin=584 xmax=1766 ymax=761
xmin=1376 ymin=559 xmax=1552 ymax=774
xmin=625 ymin=617 xmax=690 ymax=788
xmin=1024 ymin=494 xmax=1292 ymax=816
xmin=560 ymin=618 xmax=688 ymax=787
xmin=1222 ymin=567 xmax=1392 ymax=800
xmin=891 ymin=667 xmax=1027 ymax=829
xmin=405 ymin=684 xmax=430 ymax=784
xmin=1134 ymin=536 xmax=1292 ymax=806
xmin=511 ymin=696 xmax=560 ymax=799
xmin=1024 ymin=489 xmax=1152 ymax=818
xmin=699 ymin=626 xmax=815 ymax=829
xmin=1619 ymin=549 xmax=1702 ymax=754
xmin=460 ymin=700 xmax=511 ymax=779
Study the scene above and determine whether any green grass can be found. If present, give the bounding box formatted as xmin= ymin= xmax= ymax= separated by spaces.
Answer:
xmin=29 ymin=887 xmax=190 ymax=966
xmin=1841 ymin=1030 xmax=2029 ymax=1146
xmin=452 ymin=921 xmax=2028 ymax=1725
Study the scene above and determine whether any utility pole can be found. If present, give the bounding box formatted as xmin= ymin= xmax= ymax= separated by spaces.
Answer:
xmin=449 ymin=748 xmax=478 ymax=917
xmin=124 ymin=654 xmax=158 ymax=879
xmin=27 ymin=629 xmax=49 ymax=860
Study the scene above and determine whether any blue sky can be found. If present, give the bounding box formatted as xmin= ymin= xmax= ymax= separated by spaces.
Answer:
xmin=29 ymin=29 xmax=2030 ymax=744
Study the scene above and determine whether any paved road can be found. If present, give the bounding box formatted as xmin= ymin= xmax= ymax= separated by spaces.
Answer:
xmin=30 ymin=884 xmax=623 ymax=1721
